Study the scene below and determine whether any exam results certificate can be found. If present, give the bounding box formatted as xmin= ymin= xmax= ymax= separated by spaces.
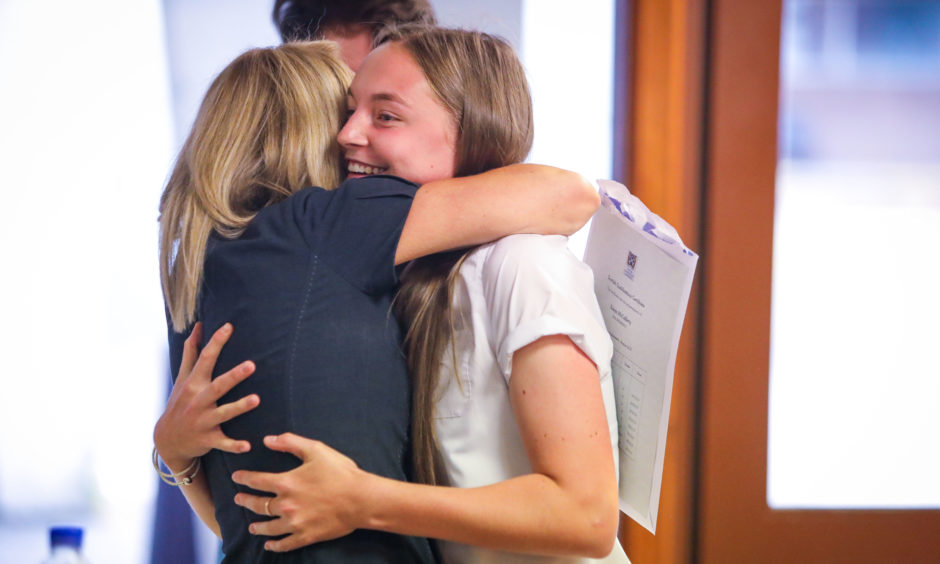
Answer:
xmin=583 ymin=179 xmax=698 ymax=533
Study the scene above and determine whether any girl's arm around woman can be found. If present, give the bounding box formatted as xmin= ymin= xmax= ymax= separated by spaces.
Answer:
xmin=232 ymin=334 xmax=619 ymax=557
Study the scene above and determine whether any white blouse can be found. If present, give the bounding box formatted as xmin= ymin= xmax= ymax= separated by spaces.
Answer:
xmin=433 ymin=234 xmax=629 ymax=564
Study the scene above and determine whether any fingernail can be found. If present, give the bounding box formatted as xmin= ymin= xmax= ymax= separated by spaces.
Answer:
xmin=222 ymin=323 xmax=232 ymax=334
xmin=234 ymin=494 xmax=241 ymax=504
xmin=249 ymin=524 xmax=257 ymax=534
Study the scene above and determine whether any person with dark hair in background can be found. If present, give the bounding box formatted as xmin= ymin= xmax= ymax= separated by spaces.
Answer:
xmin=272 ymin=0 xmax=437 ymax=70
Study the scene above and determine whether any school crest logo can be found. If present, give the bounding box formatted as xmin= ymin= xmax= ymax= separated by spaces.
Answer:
xmin=625 ymin=251 xmax=637 ymax=280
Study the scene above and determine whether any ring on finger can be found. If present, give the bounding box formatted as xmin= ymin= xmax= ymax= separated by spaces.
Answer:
xmin=264 ymin=497 xmax=273 ymax=517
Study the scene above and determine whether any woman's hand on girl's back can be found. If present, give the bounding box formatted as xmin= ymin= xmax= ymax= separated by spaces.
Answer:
xmin=153 ymin=322 xmax=259 ymax=472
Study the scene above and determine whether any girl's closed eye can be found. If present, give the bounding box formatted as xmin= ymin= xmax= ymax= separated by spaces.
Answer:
xmin=376 ymin=111 xmax=399 ymax=124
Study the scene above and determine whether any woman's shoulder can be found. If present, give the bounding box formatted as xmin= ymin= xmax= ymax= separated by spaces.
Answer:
xmin=282 ymin=176 xmax=418 ymax=229
xmin=332 ymin=175 xmax=419 ymax=200
xmin=286 ymin=175 xmax=419 ymax=210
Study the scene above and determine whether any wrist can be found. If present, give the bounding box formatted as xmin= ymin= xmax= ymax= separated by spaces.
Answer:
xmin=153 ymin=424 xmax=195 ymax=473
xmin=152 ymin=446 xmax=201 ymax=486
xmin=355 ymin=469 xmax=385 ymax=531
xmin=153 ymin=439 xmax=196 ymax=476
xmin=161 ymin=453 xmax=197 ymax=474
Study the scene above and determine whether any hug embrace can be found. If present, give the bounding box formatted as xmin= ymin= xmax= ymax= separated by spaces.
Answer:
xmin=154 ymin=23 xmax=628 ymax=564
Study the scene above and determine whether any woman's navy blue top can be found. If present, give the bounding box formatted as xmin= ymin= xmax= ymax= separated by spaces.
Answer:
xmin=167 ymin=176 xmax=435 ymax=563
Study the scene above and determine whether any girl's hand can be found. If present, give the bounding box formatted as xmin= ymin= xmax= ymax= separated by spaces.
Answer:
xmin=231 ymin=433 xmax=369 ymax=552
xmin=153 ymin=322 xmax=259 ymax=471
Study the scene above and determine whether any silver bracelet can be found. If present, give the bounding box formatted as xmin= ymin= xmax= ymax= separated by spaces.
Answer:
xmin=152 ymin=446 xmax=201 ymax=486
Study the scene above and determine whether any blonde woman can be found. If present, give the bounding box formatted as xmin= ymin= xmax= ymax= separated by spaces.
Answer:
xmin=175 ymin=28 xmax=628 ymax=562
xmin=153 ymin=39 xmax=598 ymax=563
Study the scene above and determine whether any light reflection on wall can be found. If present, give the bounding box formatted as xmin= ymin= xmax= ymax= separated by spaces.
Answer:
xmin=769 ymin=0 xmax=940 ymax=509
xmin=521 ymin=0 xmax=615 ymax=258
xmin=0 ymin=1 xmax=173 ymax=562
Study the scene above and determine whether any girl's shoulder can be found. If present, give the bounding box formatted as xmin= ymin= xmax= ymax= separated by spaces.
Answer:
xmin=463 ymin=235 xmax=598 ymax=312
xmin=488 ymin=232 xmax=569 ymax=253
xmin=476 ymin=234 xmax=585 ymax=280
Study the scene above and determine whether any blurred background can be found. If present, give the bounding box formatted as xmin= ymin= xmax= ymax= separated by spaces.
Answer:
xmin=0 ymin=0 xmax=613 ymax=562
xmin=768 ymin=0 xmax=940 ymax=510
xmin=1 ymin=0 xmax=938 ymax=562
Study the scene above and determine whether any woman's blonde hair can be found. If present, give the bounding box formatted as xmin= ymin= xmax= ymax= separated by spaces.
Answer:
xmin=384 ymin=26 xmax=534 ymax=485
xmin=159 ymin=41 xmax=352 ymax=332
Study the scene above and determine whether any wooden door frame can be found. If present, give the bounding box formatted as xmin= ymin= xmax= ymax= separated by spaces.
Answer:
xmin=617 ymin=0 xmax=940 ymax=562
xmin=697 ymin=0 xmax=940 ymax=561
xmin=615 ymin=0 xmax=707 ymax=562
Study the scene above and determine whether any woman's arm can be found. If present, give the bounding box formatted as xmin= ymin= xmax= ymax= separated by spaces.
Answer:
xmin=153 ymin=322 xmax=259 ymax=537
xmin=395 ymin=164 xmax=598 ymax=264
xmin=232 ymin=334 xmax=619 ymax=557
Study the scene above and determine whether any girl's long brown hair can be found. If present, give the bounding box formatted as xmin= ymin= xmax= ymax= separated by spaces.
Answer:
xmin=384 ymin=26 xmax=534 ymax=485
xmin=159 ymin=41 xmax=351 ymax=331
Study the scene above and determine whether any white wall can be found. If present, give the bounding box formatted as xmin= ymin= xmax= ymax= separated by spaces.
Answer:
xmin=0 ymin=1 xmax=174 ymax=562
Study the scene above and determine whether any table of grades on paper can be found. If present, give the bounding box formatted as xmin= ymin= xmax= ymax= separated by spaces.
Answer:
xmin=612 ymin=350 xmax=646 ymax=462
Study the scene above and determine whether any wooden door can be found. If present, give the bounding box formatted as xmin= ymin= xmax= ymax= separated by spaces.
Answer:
xmin=616 ymin=0 xmax=940 ymax=562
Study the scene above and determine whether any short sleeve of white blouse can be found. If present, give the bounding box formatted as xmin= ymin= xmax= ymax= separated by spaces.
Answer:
xmin=434 ymin=233 xmax=628 ymax=564
xmin=480 ymin=234 xmax=614 ymax=382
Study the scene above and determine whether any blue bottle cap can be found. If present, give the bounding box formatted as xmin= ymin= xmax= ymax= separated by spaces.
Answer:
xmin=50 ymin=526 xmax=83 ymax=549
